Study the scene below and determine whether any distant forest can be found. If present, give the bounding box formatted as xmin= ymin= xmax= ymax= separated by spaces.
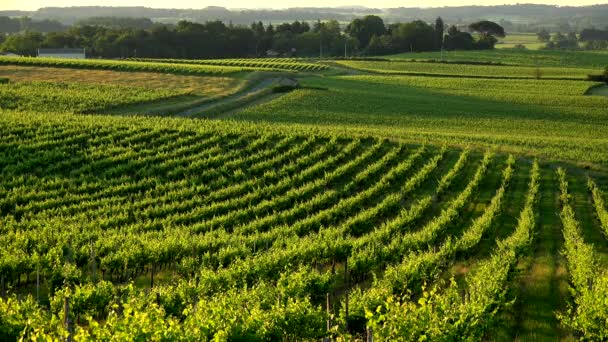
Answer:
xmin=2 ymin=5 xmax=608 ymax=31
xmin=0 ymin=15 xmax=512 ymax=58
xmin=1 ymin=5 xmax=608 ymax=58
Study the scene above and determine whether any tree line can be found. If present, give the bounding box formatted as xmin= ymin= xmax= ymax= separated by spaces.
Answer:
xmin=0 ymin=15 xmax=505 ymax=58
xmin=0 ymin=16 xmax=65 ymax=33
xmin=537 ymin=28 xmax=608 ymax=50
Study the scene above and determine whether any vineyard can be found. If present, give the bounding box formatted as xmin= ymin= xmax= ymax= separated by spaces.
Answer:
xmin=0 ymin=81 xmax=189 ymax=113
xmin=0 ymin=111 xmax=606 ymax=340
xmin=0 ymin=49 xmax=607 ymax=340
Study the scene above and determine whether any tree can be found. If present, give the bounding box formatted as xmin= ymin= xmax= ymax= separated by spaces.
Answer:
xmin=434 ymin=17 xmax=444 ymax=50
xmin=469 ymin=20 xmax=506 ymax=39
xmin=366 ymin=35 xmax=392 ymax=55
xmin=0 ymin=31 xmax=44 ymax=56
xmin=469 ymin=20 xmax=505 ymax=49
xmin=345 ymin=15 xmax=386 ymax=50
xmin=537 ymin=29 xmax=551 ymax=42
xmin=390 ymin=20 xmax=436 ymax=53
xmin=444 ymin=25 xmax=474 ymax=50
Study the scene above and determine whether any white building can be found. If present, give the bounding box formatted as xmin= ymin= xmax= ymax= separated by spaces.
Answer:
xmin=37 ymin=48 xmax=86 ymax=59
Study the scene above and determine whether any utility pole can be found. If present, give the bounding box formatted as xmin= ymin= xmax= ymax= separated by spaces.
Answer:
xmin=318 ymin=19 xmax=323 ymax=59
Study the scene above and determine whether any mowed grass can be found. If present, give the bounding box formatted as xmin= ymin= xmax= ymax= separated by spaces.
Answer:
xmin=388 ymin=48 xmax=608 ymax=68
xmin=232 ymin=75 xmax=608 ymax=166
xmin=335 ymin=60 xmax=598 ymax=79
xmin=0 ymin=66 xmax=246 ymax=115
xmin=0 ymin=66 xmax=241 ymax=97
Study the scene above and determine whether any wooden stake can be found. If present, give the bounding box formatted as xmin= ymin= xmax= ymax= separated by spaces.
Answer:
xmin=64 ymin=297 xmax=73 ymax=342
xmin=36 ymin=266 xmax=40 ymax=303
xmin=90 ymin=240 xmax=97 ymax=283
xmin=344 ymin=259 xmax=349 ymax=332
xmin=326 ymin=293 xmax=332 ymax=332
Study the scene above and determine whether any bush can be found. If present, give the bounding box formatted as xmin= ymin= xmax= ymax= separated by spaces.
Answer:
xmin=272 ymin=85 xmax=299 ymax=93
xmin=0 ymin=78 xmax=8 ymax=84
xmin=587 ymin=68 xmax=608 ymax=83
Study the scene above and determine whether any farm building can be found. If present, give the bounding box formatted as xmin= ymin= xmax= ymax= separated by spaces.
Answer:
xmin=37 ymin=48 xmax=86 ymax=59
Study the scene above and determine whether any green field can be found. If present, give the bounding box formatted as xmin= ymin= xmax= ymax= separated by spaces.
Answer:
xmin=235 ymin=75 xmax=608 ymax=164
xmin=335 ymin=60 xmax=598 ymax=79
xmin=496 ymin=32 xmax=546 ymax=50
xmin=389 ymin=49 xmax=608 ymax=68
xmin=0 ymin=50 xmax=607 ymax=340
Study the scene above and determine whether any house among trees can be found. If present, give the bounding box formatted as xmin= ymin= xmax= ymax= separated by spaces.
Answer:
xmin=37 ymin=48 xmax=86 ymax=59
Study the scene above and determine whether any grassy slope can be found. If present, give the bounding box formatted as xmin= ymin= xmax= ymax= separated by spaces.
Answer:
xmin=233 ymin=75 xmax=608 ymax=166
xmin=335 ymin=60 xmax=598 ymax=79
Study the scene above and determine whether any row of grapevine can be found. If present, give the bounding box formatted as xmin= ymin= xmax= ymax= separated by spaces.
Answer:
xmin=588 ymin=178 xmax=608 ymax=236
xmin=129 ymin=57 xmax=329 ymax=72
xmin=0 ymin=56 xmax=248 ymax=75
xmin=557 ymin=169 xmax=608 ymax=339
xmin=365 ymin=159 xmax=539 ymax=340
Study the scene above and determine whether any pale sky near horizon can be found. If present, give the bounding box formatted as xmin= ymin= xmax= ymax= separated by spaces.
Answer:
xmin=1 ymin=0 xmax=606 ymax=11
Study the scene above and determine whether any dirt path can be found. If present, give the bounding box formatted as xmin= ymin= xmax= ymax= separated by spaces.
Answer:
xmin=176 ymin=78 xmax=279 ymax=117
xmin=215 ymin=92 xmax=283 ymax=119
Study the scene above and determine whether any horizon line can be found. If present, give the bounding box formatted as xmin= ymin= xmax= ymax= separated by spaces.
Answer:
xmin=3 ymin=3 xmax=608 ymax=12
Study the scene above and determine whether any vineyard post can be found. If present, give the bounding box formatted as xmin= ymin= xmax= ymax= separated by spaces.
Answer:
xmin=193 ymin=294 xmax=199 ymax=314
xmin=90 ymin=240 xmax=97 ymax=283
xmin=366 ymin=327 xmax=373 ymax=342
xmin=344 ymin=259 xmax=349 ymax=331
xmin=36 ymin=266 xmax=40 ymax=303
xmin=64 ymin=296 xmax=73 ymax=342
xmin=150 ymin=264 xmax=155 ymax=288
xmin=326 ymin=292 xmax=332 ymax=332
xmin=1 ymin=275 xmax=5 ymax=298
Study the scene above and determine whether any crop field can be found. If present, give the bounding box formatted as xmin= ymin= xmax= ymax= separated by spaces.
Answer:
xmin=335 ymin=60 xmax=598 ymax=79
xmin=0 ymin=50 xmax=607 ymax=340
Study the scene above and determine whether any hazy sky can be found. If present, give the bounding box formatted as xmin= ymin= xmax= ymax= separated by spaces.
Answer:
xmin=1 ymin=0 xmax=604 ymax=11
